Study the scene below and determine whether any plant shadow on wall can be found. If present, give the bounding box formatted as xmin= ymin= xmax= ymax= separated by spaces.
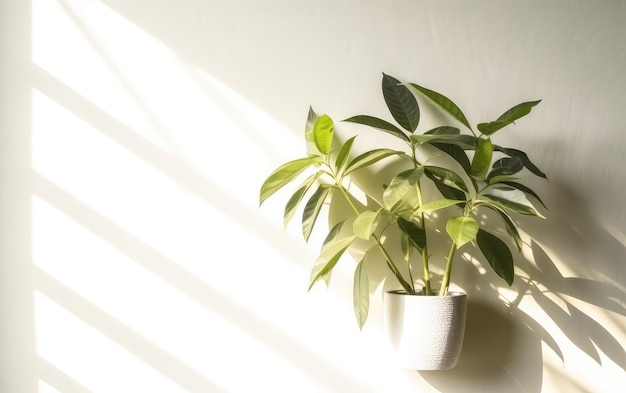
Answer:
xmin=261 ymin=73 xmax=626 ymax=391
xmin=421 ymin=182 xmax=626 ymax=393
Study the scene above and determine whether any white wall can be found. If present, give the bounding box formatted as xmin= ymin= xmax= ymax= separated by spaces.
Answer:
xmin=1 ymin=0 xmax=625 ymax=392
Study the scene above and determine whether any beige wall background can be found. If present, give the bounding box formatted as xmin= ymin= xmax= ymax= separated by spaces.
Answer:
xmin=2 ymin=0 xmax=625 ymax=392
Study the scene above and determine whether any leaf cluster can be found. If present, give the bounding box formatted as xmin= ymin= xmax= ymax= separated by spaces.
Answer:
xmin=260 ymin=73 xmax=547 ymax=329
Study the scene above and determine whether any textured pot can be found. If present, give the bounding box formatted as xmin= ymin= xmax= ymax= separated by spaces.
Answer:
xmin=383 ymin=290 xmax=467 ymax=370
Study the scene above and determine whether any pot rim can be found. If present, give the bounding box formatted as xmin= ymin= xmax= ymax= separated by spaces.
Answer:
xmin=385 ymin=289 xmax=467 ymax=297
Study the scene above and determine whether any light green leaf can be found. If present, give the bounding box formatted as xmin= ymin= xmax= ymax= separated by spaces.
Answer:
xmin=302 ymin=185 xmax=331 ymax=241
xmin=344 ymin=148 xmax=403 ymax=175
xmin=446 ymin=216 xmax=479 ymax=247
xmin=283 ymin=172 xmax=322 ymax=227
xmin=305 ymin=106 xmax=318 ymax=142
xmin=382 ymin=168 xmax=424 ymax=212
xmin=313 ymin=114 xmax=334 ymax=155
xmin=335 ymin=136 xmax=357 ymax=174
xmin=353 ymin=210 xmax=381 ymax=240
xmin=343 ymin=115 xmax=409 ymax=142
xmin=409 ymin=83 xmax=472 ymax=130
xmin=260 ymin=156 xmax=322 ymax=204
xmin=382 ymin=73 xmax=420 ymax=132
xmin=419 ymin=198 xmax=462 ymax=213
xmin=477 ymin=229 xmax=514 ymax=285
xmin=353 ymin=259 xmax=370 ymax=330
xmin=309 ymin=235 xmax=357 ymax=290
xmin=471 ymin=137 xmax=494 ymax=179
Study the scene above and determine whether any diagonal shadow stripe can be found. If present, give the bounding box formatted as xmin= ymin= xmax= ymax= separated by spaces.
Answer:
xmin=35 ymin=267 xmax=225 ymax=393
xmin=32 ymin=171 xmax=377 ymax=393
xmin=31 ymin=63 xmax=312 ymax=271
xmin=38 ymin=356 xmax=95 ymax=393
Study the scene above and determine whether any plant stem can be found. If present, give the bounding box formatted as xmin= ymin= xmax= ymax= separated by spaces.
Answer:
xmin=337 ymin=184 xmax=414 ymax=294
xmin=440 ymin=243 xmax=457 ymax=296
xmin=414 ymin=180 xmax=432 ymax=295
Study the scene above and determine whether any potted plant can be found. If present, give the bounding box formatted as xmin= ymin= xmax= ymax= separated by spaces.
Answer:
xmin=259 ymin=73 xmax=547 ymax=369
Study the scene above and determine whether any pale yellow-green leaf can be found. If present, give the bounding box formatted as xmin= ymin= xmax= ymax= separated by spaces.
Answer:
xmin=446 ymin=216 xmax=479 ymax=247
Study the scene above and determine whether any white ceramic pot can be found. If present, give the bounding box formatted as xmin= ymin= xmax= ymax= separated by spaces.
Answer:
xmin=383 ymin=290 xmax=467 ymax=370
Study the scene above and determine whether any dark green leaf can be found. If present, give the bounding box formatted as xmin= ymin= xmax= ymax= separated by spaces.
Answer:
xmin=344 ymin=148 xmax=403 ymax=175
xmin=432 ymin=142 xmax=472 ymax=175
xmin=478 ymin=100 xmax=541 ymax=136
xmin=260 ymin=156 xmax=322 ymax=204
xmin=353 ymin=259 xmax=369 ymax=330
xmin=424 ymin=126 xmax=461 ymax=136
xmin=382 ymin=73 xmax=420 ymax=132
xmin=409 ymin=83 xmax=472 ymax=130
xmin=302 ymin=185 xmax=331 ymax=241
xmin=424 ymin=166 xmax=469 ymax=193
xmin=477 ymin=120 xmax=514 ymax=135
xmin=495 ymin=146 xmax=547 ymax=179
xmin=424 ymin=168 xmax=467 ymax=201
xmin=483 ymin=188 xmax=545 ymax=218
xmin=500 ymin=181 xmax=547 ymax=209
xmin=343 ymin=115 xmax=409 ymax=142
xmin=488 ymin=156 xmax=524 ymax=181
xmin=397 ymin=217 xmax=426 ymax=252
xmin=477 ymin=229 xmax=514 ymax=285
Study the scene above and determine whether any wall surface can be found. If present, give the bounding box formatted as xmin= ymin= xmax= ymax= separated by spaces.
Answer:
xmin=2 ymin=0 xmax=625 ymax=392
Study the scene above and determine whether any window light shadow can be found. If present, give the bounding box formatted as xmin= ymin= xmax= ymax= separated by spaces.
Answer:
xmin=32 ymin=171 xmax=377 ymax=393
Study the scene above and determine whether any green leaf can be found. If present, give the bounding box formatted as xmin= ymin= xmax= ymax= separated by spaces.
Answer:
xmin=411 ymin=133 xmax=477 ymax=150
xmin=397 ymin=217 xmax=426 ymax=252
xmin=283 ymin=172 xmax=322 ymax=227
xmin=353 ymin=259 xmax=370 ymax=330
xmin=500 ymin=181 xmax=547 ymax=209
xmin=344 ymin=148 xmax=403 ymax=175
xmin=446 ymin=216 xmax=479 ymax=247
xmin=309 ymin=235 xmax=356 ymax=290
xmin=495 ymin=146 xmax=547 ymax=179
xmin=477 ymin=229 xmax=514 ymax=285
xmin=313 ymin=114 xmax=334 ymax=155
xmin=478 ymin=100 xmax=541 ymax=136
xmin=305 ymin=106 xmax=318 ymax=141
xmin=343 ymin=115 xmax=409 ymax=142
xmin=260 ymin=156 xmax=322 ymax=204
xmin=419 ymin=199 xmax=462 ymax=213
xmin=494 ymin=208 xmax=524 ymax=251
xmin=382 ymin=73 xmax=420 ymax=132
xmin=382 ymin=168 xmax=424 ymax=212
xmin=302 ymin=185 xmax=331 ymax=241
xmin=483 ymin=187 xmax=545 ymax=218
xmin=353 ymin=210 xmax=381 ymax=240
xmin=424 ymin=126 xmax=461 ymax=136
xmin=471 ymin=137 xmax=494 ymax=179
xmin=424 ymin=168 xmax=467 ymax=201
xmin=409 ymin=83 xmax=472 ymax=130
xmin=335 ymin=136 xmax=357 ymax=174
xmin=424 ymin=166 xmax=469 ymax=193
xmin=477 ymin=120 xmax=514 ymax=135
